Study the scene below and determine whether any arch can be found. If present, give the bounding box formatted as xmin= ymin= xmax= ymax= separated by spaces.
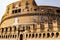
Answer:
xmin=39 ymin=33 xmax=41 ymax=38
xmin=56 ymin=32 xmax=59 ymax=38
xmin=35 ymin=33 xmax=38 ymax=38
xmin=26 ymin=34 xmax=28 ymax=38
xmin=13 ymin=35 xmax=14 ymax=38
xmin=43 ymin=33 xmax=45 ymax=38
xmin=8 ymin=35 xmax=9 ymax=38
xmin=20 ymin=34 xmax=23 ymax=40
xmin=4 ymin=35 xmax=5 ymax=38
xmin=47 ymin=33 xmax=50 ymax=38
xmin=6 ymin=35 xmax=7 ymax=38
xmin=0 ymin=35 xmax=1 ymax=38
xmin=32 ymin=33 xmax=34 ymax=38
xmin=51 ymin=33 xmax=54 ymax=38
xmin=29 ymin=34 xmax=31 ymax=38
xmin=2 ymin=35 xmax=3 ymax=38
xmin=15 ymin=35 xmax=17 ymax=38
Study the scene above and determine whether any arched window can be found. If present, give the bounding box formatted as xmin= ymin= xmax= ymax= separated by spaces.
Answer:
xmin=47 ymin=33 xmax=50 ymax=38
xmin=18 ymin=9 xmax=21 ymax=12
xmin=26 ymin=34 xmax=28 ymax=38
xmin=13 ymin=35 xmax=14 ymax=38
xmin=15 ymin=35 xmax=17 ymax=38
xmin=33 ymin=24 xmax=36 ymax=30
xmin=23 ymin=26 xmax=25 ymax=31
xmin=51 ymin=33 xmax=54 ymax=37
xmin=39 ymin=33 xmax=41 ymax=38
xmin=15 ymin=10 xmax=17 ymax=13
xmin=29 ymin=34 xmax=31 ymax=38
xmin=40 ymin=22 xmax=44 ymax=30
xmin=4 ymin=35 xmax=5 ymax=38
xmin=2 ymin=35 xmax=3 ymax=38
xmin=32 ymin=34 xmax=34 ymax=38
xmin=43 ymin=33 xmax=45 ymax=38
xmin=6 ymin=35 xmax=7 ymax=38
xmin=10 ymin=35 xmax=12 ymax=38
xmin=13 ymin=26 xmax=16 ymax=32
xmin=8 ymin=35 xmax=9 ymax=38
xmin=26 ymin=25 xmax=30 ymax=31
xmin=36 ymin=33 xmax=38 ymax=38
xmin=56 ymin=32 xmax=59 ymax=38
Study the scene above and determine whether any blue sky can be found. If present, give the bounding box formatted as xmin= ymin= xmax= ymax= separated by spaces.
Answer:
xmin=0 ymin=0 xmax=60 ymax=22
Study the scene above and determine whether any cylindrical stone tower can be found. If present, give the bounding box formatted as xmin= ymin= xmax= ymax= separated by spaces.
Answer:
xmin=0 ymin=0 xmax=60 ymax=40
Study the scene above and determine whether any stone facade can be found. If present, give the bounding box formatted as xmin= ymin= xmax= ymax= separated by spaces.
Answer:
xmin=0 ymin=0 xmax=60 ymax=40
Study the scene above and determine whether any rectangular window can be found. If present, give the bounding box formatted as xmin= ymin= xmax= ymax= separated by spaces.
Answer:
xmin=15 ymin=10 xmax=17 ymax=13
xmin=48 ymin=20 xmax=53 ymax=29
xmin=18 ymin=9 xmax=21 ymax=12
xmin=26 ymin=25 xmax=30 ymax=31
xmin=40 ymin=22 xmax=44 ymax=30
xmin=33 ymin=24 xmax=36 ymax=30
xmin=14 ymin=26 xmax=16 ymax=32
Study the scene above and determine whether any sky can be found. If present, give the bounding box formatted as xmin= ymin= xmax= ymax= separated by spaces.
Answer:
xmin=0 ymin=0 xmax=60 ymax=22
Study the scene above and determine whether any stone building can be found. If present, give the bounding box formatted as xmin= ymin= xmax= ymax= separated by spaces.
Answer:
xmin=0 ymin=0 xmax=60 ymax=40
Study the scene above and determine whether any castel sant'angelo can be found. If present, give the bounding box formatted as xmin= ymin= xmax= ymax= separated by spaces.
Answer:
xmin=0 ymin=0 xmax=60 ymax=40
